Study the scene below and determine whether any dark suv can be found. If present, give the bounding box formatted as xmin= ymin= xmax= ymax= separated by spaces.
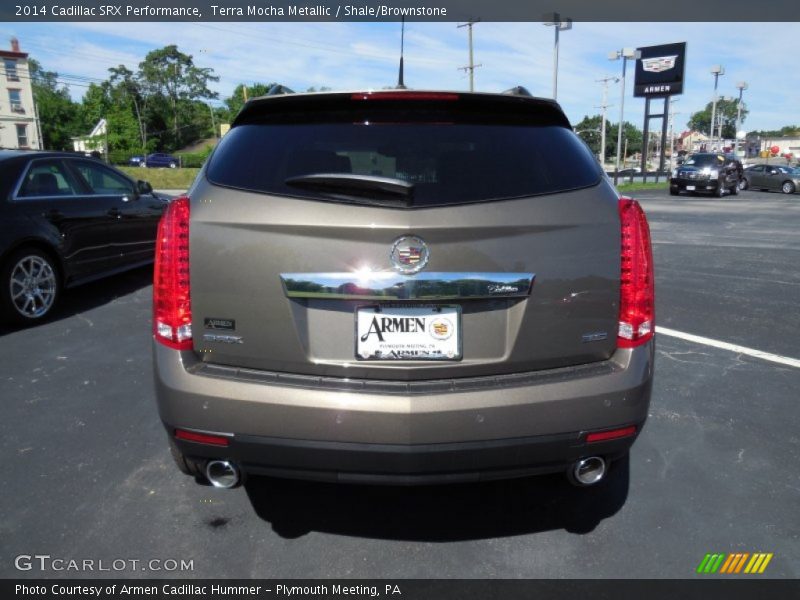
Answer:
xmin=153 ymin=90 xmax=655 ymax=490
xmin=670 ymin=153 xmax=743 ymax=197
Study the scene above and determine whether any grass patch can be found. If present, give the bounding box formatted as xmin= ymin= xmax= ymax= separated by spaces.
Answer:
xmin=118 ymin=166 xmax=200 ymax=190
xmin=616 ymin=181 xmax=669 ymax=192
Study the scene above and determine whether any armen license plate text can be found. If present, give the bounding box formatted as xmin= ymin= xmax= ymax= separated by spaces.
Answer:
xmin=356 ymin=306 xmax=461 ymax=361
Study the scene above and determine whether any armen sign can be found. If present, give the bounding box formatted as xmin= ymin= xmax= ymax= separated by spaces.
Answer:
xmin=634 ymin=42 xmax=687 ymax=97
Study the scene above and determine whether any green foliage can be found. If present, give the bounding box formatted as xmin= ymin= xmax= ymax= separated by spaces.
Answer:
xmin=176 ymin=145 xmax=215 ymax=168
xmin=750 ymin=125 xmax=800 ymax=138
xmin=687 ymin=98 xmax=748 ymax=138
xmin=573 ymin=115 xmax=642 ymax=161
xmin=118 ymin=167 xmax=199 ymax=190
xmin=224 ymin=83 xmax=277 ymax=121
xmin=28 ymin=59 xmax=82 ymax=150
xmin=137 ymin=45 xmax=219 ymax=149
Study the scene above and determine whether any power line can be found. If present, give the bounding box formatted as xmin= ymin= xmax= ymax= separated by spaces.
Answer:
xmin=0 ymin=68 xmax=94 ymax=89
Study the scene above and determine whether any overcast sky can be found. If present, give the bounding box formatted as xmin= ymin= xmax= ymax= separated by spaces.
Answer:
xmin=1 ymin=21 xmax=797 ymax=133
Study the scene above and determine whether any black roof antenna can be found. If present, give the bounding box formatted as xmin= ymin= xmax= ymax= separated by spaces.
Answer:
xmin=396 ymin=17 xmax=407 ymax=89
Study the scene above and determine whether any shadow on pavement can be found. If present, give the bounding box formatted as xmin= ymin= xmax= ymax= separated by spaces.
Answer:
xmin=245 ymin=454 xmax=630 ymax=541
xmin=0 ymin=264 xmax=153 ymax=336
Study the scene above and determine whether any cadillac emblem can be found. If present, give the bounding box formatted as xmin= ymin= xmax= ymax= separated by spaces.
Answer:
xmin=641 ymin=55 xmax=678 ymax=73
xmin=390 ymin=235 xmax=429 ymax=274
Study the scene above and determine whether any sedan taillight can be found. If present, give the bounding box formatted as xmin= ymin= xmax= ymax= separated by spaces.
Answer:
xmin=153 ymin=196 xmax=192 ymax=350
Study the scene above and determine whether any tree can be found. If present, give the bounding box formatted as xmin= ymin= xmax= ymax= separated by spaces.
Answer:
xmin=687 ymin=98 xmax=748 ymax=139
xmin=28 ymin=59 xmax=82 ymax=150
xmin=108 ymin=65 xmax=150 ymax=152
xmin=750 ymin=125 xmax=800 ymax=138
xmin=138 ymin=45 xmax=219 ymax=149
xmin=574 ymin=115 xmax=642 ymax=163
xmin=223 ymin=83 xmax=277 ymax=121
xmin=573 ymin=114 xmax=607 ymax=158
xmin=607 ymin=121 xmax=643 ymax=161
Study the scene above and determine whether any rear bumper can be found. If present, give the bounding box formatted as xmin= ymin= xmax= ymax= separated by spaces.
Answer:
xmin=170 ymin=428 xmax=641 ymax=484
xmin=154 ymin=340 xmax=654 ymax=483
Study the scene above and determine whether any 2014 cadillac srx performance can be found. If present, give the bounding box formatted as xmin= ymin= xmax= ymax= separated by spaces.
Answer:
xmin=153 ymin=89 xmax=655 ymax=489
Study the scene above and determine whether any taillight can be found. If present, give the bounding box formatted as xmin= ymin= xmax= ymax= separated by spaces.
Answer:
xmin=617 ymin=197 xmax=654 ymax=348
xmin=153 ymin=196 xmax=192 ymax=350
xmin=351 ymin=91 xmax=459 ymax=101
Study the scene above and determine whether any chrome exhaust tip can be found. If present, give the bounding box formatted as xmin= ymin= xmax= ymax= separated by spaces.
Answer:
xmin=569 ymin=456 xmax=607 ymax=486
xmin=205 ymin=460 xmax=241 ymax=489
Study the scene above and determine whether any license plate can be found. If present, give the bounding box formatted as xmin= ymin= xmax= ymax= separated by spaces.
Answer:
xmin=686 ymin=185 xmax=696 ymax=190
xmin=356 ymin=305 xmax=461 ymax=361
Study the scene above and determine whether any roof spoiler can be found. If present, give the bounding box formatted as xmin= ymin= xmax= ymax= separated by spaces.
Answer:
xmin=502 ymin=86 xmax=533 ymax=97
xmin=267 ymin=84 xmax=295 ymax=96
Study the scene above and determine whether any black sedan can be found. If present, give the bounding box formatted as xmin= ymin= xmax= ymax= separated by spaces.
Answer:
xmin=0 ymin=151 xmax=167 ymax=325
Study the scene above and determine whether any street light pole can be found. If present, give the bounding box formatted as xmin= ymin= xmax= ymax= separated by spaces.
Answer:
xmin=609 ymin=48 xmax=641 ymax=179
xmin=544 ymin=13 xmax=572 ymax=101
xmin=709 ymin=65 xmax=724 ymax=146
xmin=735 ymin=82 xmax=748 ymax=157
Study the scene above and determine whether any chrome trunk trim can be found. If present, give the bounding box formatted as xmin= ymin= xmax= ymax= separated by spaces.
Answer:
xmin=280 ymin=272 xmax=535 ymax=300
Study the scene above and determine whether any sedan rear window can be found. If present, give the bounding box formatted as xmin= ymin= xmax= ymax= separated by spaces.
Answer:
xmin=207 ymin=117 xmax=601 ymax=208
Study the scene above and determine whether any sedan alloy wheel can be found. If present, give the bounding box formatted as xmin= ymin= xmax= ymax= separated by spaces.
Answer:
xmin=7 ymin=253 xmax=58 ymax=320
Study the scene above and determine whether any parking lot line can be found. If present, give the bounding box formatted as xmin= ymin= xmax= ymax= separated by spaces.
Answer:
xmin=657 ymin=326 xmax=800 ymax=369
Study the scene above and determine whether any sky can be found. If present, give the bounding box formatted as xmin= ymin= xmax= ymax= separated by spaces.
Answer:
xmin=1 ymin=20 xmax=798 ymax=133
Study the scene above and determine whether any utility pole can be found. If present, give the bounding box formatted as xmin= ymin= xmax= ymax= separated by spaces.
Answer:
xmin=623 ymin=138 xmax=629 ymax=170
xmin=208 ymin=104 xmax=218 ymax=139
xmin=457 ymin=20 xmax=481 ymax=92
xmin=595 ymin=76 xmax=618 ymax=166
xmin=609 ymin=48 xmax=641 ymax=180
xmin=397 ymin=17 xmax=407 ymax=89
xmin=734 ymin=82 xmax=748 ymax=157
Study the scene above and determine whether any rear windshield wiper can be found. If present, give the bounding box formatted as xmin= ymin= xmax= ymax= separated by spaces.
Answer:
xmin=285 ymin=173 xmax=414 ymax=206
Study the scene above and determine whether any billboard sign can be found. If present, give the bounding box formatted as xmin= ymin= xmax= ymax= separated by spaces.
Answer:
xmin=634 ymin=42 xmax=687 ymax=97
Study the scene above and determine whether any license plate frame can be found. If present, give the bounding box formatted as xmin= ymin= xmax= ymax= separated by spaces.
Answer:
xmin=355 ymin=304 xmax=462 ymax=361
xmin=685 ymin=185 xmax=696 ymax=191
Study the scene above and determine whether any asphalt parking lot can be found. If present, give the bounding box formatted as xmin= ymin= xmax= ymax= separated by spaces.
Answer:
xmin=1 ymin=188 xmax=798 ymax=579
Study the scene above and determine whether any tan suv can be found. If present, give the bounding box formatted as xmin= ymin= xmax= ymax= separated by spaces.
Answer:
xmin=153 ymin=89 xmax=655 ymax=489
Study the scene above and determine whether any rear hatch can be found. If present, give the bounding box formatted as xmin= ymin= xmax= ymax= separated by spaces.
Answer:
xmin=190 ymin=91 xmax=620 ymax=380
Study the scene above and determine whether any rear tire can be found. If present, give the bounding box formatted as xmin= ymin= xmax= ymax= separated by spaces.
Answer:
xmin=0 ymin=248 xmax=60 ymax=326
xmin=781 ymin=181 xmax=796 ymax=194
xmin=739 ymin=178 xmax=748 ymax=191
xmin=715 ymin=184 xmax=725 ymax=198
xmin=169 ymin=162 xmax=177 ymax=169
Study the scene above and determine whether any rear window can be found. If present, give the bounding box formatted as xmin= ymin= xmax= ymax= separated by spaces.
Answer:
xmin=206 ymin=107 xmax=601 ymax=208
